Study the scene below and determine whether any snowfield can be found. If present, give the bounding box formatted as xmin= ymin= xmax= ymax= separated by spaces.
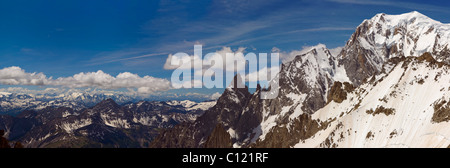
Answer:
xmin=295 ymin=57 xmax=450 ymax=148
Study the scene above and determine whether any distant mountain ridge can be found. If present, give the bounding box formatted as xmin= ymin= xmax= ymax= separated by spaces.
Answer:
xmin=0 ymin=91 xmax=135 ymax=115
xmin=0 ymin=91 xmax=217 ymax=115
xmin=0 ymin=99 xmax=215 ymax=148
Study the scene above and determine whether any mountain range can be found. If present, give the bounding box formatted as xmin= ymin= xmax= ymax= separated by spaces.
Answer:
xmin=1 ymin=11 xmax=449 ymax=148
xmin=151 ymin=11 xmax=450 ymax=148
xmin=0 ymin=91 xmax=135 ymax=115
xmin=0 ymin=91 xmax=217 ymax=115
xmin=0 ymin=99 xmax=215 ymax=147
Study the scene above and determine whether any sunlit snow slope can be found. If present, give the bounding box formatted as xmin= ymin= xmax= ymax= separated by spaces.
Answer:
xmin=295 ymin=54 xmax=450 ymax=148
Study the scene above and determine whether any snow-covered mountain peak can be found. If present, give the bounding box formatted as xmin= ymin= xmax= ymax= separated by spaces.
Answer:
xmin=281 ymin=43 xmax=351 ymax=90
xmin=356 ymin=11 xmax=450 ymax=59
xmin=297 ymin=44 xmax=333 ymax=65
xmin=339 ymin=11 xmax=450 ymax=86
xmin=289 ymin=44 xmax=334 ymax=64
xmin=285 ymin=44 xmax=333 ymax=78
xmin=371 ymin=11 xmax=441 ymax=26
xmin=0 ymin=92 xmax=12 ymax=97
xmin=166 ymin=100 xmax=195 ymax=107
xmin=69 ymin=92 xmax=84 ymax=99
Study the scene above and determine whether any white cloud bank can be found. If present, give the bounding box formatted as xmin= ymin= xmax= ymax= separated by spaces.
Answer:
xmin=0 ymin=66 xmax=171 ymax=95
xmin=163 ymin=46 xmax=248 ymax=72
xmin=164 ymin=46 xmax=280 ymax=87
xmin=0 ymin=66 xmax=48 ymax=85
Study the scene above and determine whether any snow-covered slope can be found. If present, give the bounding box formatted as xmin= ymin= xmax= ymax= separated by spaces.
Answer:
xmin=166 ymin=100 xmax=216 ymax=111
xmin=294 ymin=54 xmax=450 ymax=148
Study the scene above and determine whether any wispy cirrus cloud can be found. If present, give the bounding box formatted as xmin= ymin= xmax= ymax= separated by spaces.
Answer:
xmin=87 ymin=20 xmax=271 ymax=67
xmin=328 ymin=0 xmax=450 ymax=13
xmin=87 ymin=52 xmax=168 ymax=66
xmin=85 ymin=0 xmax=450 ymax=71
xmin=226 ymin=26 xmax=355 ymax=46
xmin=85 ymin=0 xmax=303 ymax=66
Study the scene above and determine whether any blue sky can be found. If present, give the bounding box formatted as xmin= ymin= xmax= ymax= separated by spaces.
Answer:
xmin=1 ymin=0 xmax=450 ymax=99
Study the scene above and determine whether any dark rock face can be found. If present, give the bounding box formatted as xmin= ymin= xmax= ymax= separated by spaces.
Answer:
xmin=432 ymin=98 xmax=450 ymax=123
xmin=0 ymin=129 xmax=21 ymax=148
xmin=0 ymin=130 xmax=10 ymax=148
xmin=204 ymin=124 xmax=232 ymax=148
xmin=252 ymin=114 xmax=330 ymax=148
xmin=365 ymin=106 xmax=395 ymax=116
xmin=339 ymin=47 xmax=380 ymax=86
xmin=151 ymin=75 xmax=254 ymax=148
xmin=327 ymin=81 xmax=354 ymax=103
xmin=278 ymin=48 xmax=335 ymax=114
xmin=13 ymin=141 xmax=24 ymax=148
xmin=435 ymin=45 xmax=450 ymax=63
xmin=339 ymin=20 xmax=384 ymax=86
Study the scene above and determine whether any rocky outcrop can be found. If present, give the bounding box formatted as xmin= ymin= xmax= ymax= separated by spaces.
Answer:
xmin=432 ymin=98 xmax=450 ymax=123
xmin=0 ymin=130 xmax=10 ymax=148
xmin=252 ymin=114 xmax=330 ymax=148
xmin=204 ymin=124 xmax=232 ymax=148
xmin=365 ymin=106 xmax=395 ymax=116
xmin=327 ymin=81 xmax=354 ymax=103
